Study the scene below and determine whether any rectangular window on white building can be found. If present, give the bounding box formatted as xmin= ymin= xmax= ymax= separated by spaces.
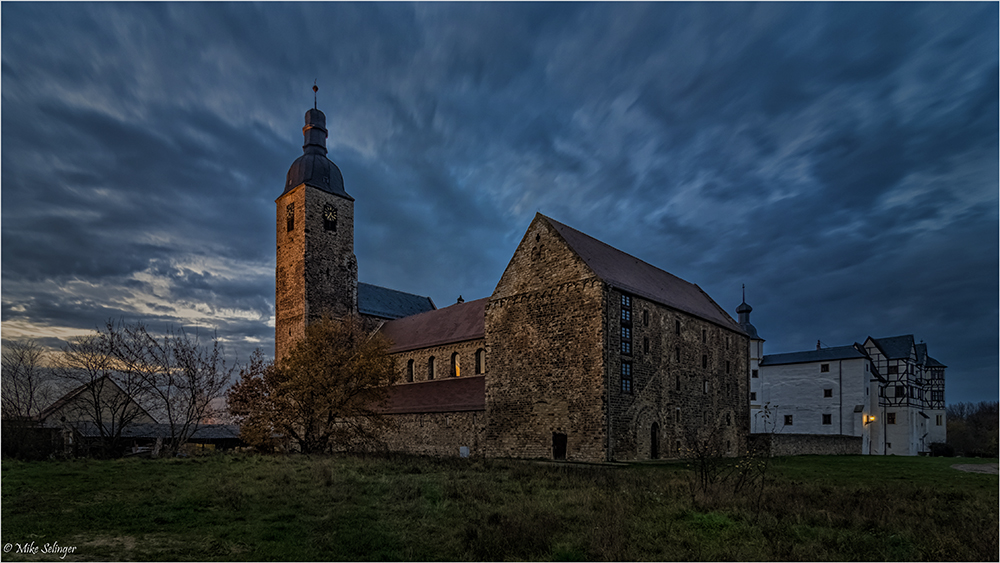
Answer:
xmin=824 ymin=388 xmax=833 ymax=398
xmin=821 ymin=363 xmax=830 ymax=372
xmin=784 ymin=415 xmax=793 ymax=425
xmin=936 ymin=414 xmax=943 ymax=426
xmin=750 ymin=392 xmax=757 ymax=401
xmin=751 ymin=369 xmax=759 ymax=378
xmin=822 ymin=414 xmax=832 ymax=425
xmin=887 ymin=413 xmax=896 ymax=424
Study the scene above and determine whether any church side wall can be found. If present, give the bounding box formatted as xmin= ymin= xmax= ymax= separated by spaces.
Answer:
xmin=606 ymin=289 xmax=749 ymax=460
xmin=485 ymin=216 xmax=607 ymax=462
xmin=381 ymin=411 xmax=486 ymax=457
xmin=392 ymin=339 xmax=486 ymax=383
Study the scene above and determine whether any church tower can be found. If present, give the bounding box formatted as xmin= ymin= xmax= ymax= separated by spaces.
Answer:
xmin=275 ymin=95 xmax=357 ymax=361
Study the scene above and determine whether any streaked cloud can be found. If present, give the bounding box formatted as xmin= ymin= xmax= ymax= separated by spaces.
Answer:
xmin=2 ymin=2 xmax=995 ymax=402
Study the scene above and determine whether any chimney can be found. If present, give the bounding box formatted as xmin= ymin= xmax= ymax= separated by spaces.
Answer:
xmin=817 ymin=340 xmax=822 ymax=350
xmin=457 ymin=295 xmax=464 ymax=304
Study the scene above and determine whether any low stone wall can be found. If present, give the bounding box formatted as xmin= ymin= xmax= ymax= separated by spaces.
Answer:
xmin=382 ymin=410 xmax=486 ymax=457
xmin=750 ymin=433 xmax=862 ymax=456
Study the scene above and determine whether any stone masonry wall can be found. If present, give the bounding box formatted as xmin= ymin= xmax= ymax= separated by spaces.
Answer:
xmin=486 ymin=216 xmax=607 ymax=462
xmin=275 ymin=184 xmax=357 ymax=361
xmin=275 ymin=186 xmax=306 ymax=362
xmin=606 ymin=289 xmax=750 ymax=460
xmin=392 ymin=339 xmax=487 ymax=383
xmin=381 ymin=411 xmax=486 ymax=457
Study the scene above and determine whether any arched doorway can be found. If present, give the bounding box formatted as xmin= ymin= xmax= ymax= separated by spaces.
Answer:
xmin=650 ymin=422 xmax=660 ymax=460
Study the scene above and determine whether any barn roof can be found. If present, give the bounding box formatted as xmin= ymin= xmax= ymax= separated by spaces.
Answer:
xmin=379 ymin=297 xmax=486 ymax=353
xmin=37 ymin=376 xmax=156 ymax=423
xmin=542 ymin=215 xmax=743 ymax=332
xmin=760 ymin=345 xmax=868 ymax=366
xmin=381 ymin=375 xmax=485 ymax=414
xmin=71 ymin=422 xmax=241 ymax=440
xmin=358 ymin=282 xmax=436 ymax=320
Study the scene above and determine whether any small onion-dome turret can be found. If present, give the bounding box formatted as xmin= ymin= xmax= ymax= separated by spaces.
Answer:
xmin=736 ymin=291 xmax=762 ymax=340
xmin=282 ymin=106 xmax=352 ymax=200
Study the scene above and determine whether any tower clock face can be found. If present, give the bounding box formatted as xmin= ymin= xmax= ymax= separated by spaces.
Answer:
xmin=323 ymin=204 xmax=337 ymax=232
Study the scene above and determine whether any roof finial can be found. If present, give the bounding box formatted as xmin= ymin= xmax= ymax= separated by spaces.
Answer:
xmin=313 ymin=80 xmax=318 ymax=110
xmin=742 ymin=283 xmax=745 ymax=303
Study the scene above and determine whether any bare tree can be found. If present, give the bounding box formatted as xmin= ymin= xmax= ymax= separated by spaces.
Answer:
xmin=1 ymin=340 xmax=57 ymax=458
xmin=947 ymin=401 xmax=999 ymax=457
xmin=105 ymin=321 xmax=234 ymax=457
xmin=1 ymin=340 xmax=52 ymax=420
xmin=48 ymin=320 xmax=235 ymax=457
xmin=52 ymin=330 xmax=154 ymax=457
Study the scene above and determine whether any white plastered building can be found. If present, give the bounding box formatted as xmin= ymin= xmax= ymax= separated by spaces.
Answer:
xmin=739 ymin=299 xmax=946 ymax=456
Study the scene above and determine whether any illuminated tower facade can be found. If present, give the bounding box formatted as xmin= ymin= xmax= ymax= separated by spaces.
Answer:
xmin=275 ymin=102 xmax=357 ymax=361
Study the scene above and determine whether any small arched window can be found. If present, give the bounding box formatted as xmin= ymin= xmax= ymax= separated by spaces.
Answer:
xmin=475 ymin=349 xmax=485 ymax=374
xmin=451 ymin=352 xmax=460 ymax=377
xmin=428 ymin=356 xmax=435 ymax=380
xmin=406 ymin=359 xmax=414 ymax=383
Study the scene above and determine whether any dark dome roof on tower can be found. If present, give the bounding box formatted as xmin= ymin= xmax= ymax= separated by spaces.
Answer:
xmin=735 ymin=297 xmax=762 ymax=340
xmin=281 ymin=107 xmax=352 ymax=200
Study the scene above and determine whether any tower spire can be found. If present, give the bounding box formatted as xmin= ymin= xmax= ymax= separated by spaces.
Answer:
xmin=313 ymin=80 xmax=318 ymax=110
xmin=736 ymin=284 xmax=761 ymax=340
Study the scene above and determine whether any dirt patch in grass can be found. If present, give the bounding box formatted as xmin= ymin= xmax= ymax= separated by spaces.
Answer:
xmin=952 ymin=463 xmax=999 ymax=474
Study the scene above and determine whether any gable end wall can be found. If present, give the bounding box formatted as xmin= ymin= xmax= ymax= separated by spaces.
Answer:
xmin=485 ymin=216 xmax=607 ymax=462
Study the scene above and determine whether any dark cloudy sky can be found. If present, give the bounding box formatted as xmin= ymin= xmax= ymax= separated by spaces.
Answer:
xmin=2 ymin=2 xmax=997 ymax=404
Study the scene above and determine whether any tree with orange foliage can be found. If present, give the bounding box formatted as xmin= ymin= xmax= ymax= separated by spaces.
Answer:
xmin=227 ymin=316 xmax=397 ymax=454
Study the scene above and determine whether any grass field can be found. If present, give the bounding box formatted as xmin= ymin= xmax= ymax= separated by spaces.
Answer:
xmin=1 ymin=453 xmax=996 ymax=561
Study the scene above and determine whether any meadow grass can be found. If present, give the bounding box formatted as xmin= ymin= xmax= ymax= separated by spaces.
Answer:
xmin=1 ymin=453 xmax=996 ymax=561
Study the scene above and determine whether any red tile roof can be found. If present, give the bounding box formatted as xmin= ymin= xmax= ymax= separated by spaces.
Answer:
xmin=543 ymin=215 xmax=742 ymax=332
xmin=379 ymin=297 xmax=486 ymax=353
xmin=381 ymin=375 xmax=486 ymax=414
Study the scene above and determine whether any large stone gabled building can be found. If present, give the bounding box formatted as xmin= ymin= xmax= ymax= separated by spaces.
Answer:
xmin=485 ymin=214 xmax=749 ymax=461
xmin=275 ymin=104 xmax=749 ymax=462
